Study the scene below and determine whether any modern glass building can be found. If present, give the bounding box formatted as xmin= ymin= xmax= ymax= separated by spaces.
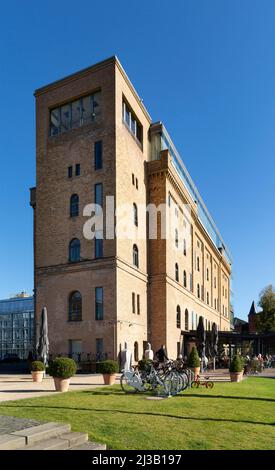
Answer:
xmin=0 ymin=295 xmax=34 ymax=360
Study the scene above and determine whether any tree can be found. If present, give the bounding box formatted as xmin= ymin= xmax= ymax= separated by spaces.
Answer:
xmin=256 ymin=285 xmax=275 ymax=333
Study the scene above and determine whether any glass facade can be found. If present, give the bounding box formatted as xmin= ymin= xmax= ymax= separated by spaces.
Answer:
xmin=50 ymin=91 xmax=101 ymax=136
xmin=150 ymin=123 xmax=232 ymax=266
xmin=0 ymin=296 xmax=34 ymax=360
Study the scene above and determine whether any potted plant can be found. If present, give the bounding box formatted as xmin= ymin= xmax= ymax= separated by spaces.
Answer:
xmin=31 ymin=361 xmax=45 ymax=382
xmin=229 ymin=355 xmax=244 ymax=382
xmin=98 ymin=360 xmax=119 ymax=385
xmin=48 ymin=357 xmax=77 ymax=392
xmin=187 ymin=346 xmax=200 ymax=378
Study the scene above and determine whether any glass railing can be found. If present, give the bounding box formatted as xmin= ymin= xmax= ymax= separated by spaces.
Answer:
xmin=150 ymin=123 xmax=232 ymax=266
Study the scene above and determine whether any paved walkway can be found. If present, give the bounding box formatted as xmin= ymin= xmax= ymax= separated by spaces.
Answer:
xmin=0 ymin=373 xmax=110 ymax=402
xmin=0 ymin=415 xmax=40 ymax=435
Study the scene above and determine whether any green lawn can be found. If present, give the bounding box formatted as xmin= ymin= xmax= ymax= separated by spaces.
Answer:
xmin=0 ymin=377 xmax=275 ymax=450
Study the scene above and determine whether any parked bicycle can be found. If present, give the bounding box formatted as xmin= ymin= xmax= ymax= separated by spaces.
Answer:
xmin=120 ymin=361 xmax=185 ymax=396
xmin=191 ymin=375 xmax=214 ymax=389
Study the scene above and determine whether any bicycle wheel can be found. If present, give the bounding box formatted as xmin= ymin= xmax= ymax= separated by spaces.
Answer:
xmin=191 ymin=381 xmax=199 ymax=388
xmin=120 ymin=373 xmax=138 ymax=394
xmin=163 ymin=371 xmax=183 ymax=396
xmin=206 ymin=381 xmax=214 ymax=389
xmin=179 ymin=371 xmax=189 ymax=391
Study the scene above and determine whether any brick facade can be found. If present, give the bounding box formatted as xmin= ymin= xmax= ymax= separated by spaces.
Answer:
xmin=32 ymin=56 xmax=231 ymax=362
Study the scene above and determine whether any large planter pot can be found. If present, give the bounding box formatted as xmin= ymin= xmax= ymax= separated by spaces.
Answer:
xmin=191 ymin=367 xmax=200 ymax=379
xmin=230 ymin=371 xmax=243 ymax=382
xmin=103 ymin=374 xmax=117 ymax=385
xmin=53 ymin=377 xmax=71 ymax=392
xmin=31 ymin=371 xmax=44 ymax=383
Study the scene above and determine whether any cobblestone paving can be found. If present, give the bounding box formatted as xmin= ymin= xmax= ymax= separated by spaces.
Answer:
xmin=0 ymin=415 xmax=40 ymax=434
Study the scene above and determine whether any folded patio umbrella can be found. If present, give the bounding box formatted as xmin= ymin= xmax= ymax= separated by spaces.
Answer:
xmin=197 ymin=316 xmax=206 ymax=373
xmin=36 ymin=307 xmax=49 ymax=368
xmin=211 ymin=322 xmax=218 ymax=370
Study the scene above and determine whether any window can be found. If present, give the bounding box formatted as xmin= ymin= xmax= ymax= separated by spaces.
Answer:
xmin=207 ymin=292 xmax=209 ymax=305
xmin=95 ymin=183 xmax=103 ymax=208
xmin=175 ymin=229 xmax=178 ymax=248
xmin=183 ymin=239 xmax=187 ymax=256
xmin=134 ymin=341 xmax=139 ymax=362
xmin=95 ymin=141 xmax=102 ymax=170
xmin=132 ymin=292 xmax=135 ymax=313
xmin=69 ymin=238 xmax=80 ymax=262
xmin=197 ymin=257 xmax=200 ymax=271
xmin=137 ymin=294 xmax=140 ymax=315
xmin=136 ymin=178 xmax=138 ymax=189
xmin=95 ymin=287 xmax=103 ymax=321
xmin=95 ymin=237 xmax=103 ymax=258
xmin=68 ymin=166 xmax=73 ymax=178
xmin=75 ymin=164 xmax=81 ymax=176
xmin=197 ymin=284 xmax=200 ymax=298
xmin=69 ymin=291 xmax=82 ymax=322
xmin=206 ymin=268 xmax=209 ymax=281
xmin=214 ymin=298 xmax=217 ymax=310
xmin=176 ymin=306 xmax=181 ymax=329
xmin=133 ymin=203 xmax=138 ymax=226
xmin=70 ymin=194 xmax=79 ymax=217
xmin=175 ymin=263 xmax=179 ymax=282
xmin=185 ymin=309 xmax=189 ymax=330
xmin=192 ymin=312 xmax=194 ymax=330
xmin=69 ymin=340 xmax=82 ymax=362
xmin=96 ymin=338 xmax=104 ymax=361
xmin=133 ymin=244 xmax=139 ymax=268
xmin=50 ymin=91 xmax=101 ymax=136
xmin=183 ymin=270 xmax=187 ymax=288
xmin=214 ymin=277 xmax=217 ymax=289
xmin=168 ymin=194 xmax=171 ymax=207
xmin=132 ymin=173 xmax=135 ymax=185
xmin=201 ymin=285 xmax=204 ymax=301
xmin=122 ymin=100 xmax=143 ymax=145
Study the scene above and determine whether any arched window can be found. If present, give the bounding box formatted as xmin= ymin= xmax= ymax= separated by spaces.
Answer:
xmin=133 ymin=203 xmax=138 ymax=226
xmin=207 ymin=292 xmax=209 ymax=305
xmin=133 ymin=244 xmax=139 ymax=268
xmin=183 ymin=270 xmax=187 ymax=288
xmin=176 ymin=306 xmax=181 ymax=329
xmin=185 ymin=309 xmax=189 ymax=330
xmin=197 ymin=257 xmax=200 ymax=271
xmin=175 ymin=263 xmax=179 ymax=282
xmin=183 ymin=239 xmax=187 ymax=256
xmin=69 ymin=291 xmax=82 ymax=321
xmin=69 ymin=238 xmax=80 ymax=262
xmin=206 ymin=268 xmax=209 ymax=281
xmin=197 ymin=284 xmax=200 ymax=298
xmin=70 ymin=194 xmax=79 ymax=217
xmin=134 ymin=341 xmax=139 ymax=362
xmin=175 ymin=229 xmax=178 ymax=248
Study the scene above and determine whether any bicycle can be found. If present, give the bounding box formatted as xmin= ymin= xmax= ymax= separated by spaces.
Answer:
xmin=191 ymin=375 xmax=214 ymax=389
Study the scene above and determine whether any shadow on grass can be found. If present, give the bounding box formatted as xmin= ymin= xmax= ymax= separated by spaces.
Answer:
xmin=1 ymin=404 xmax=274 ymax=427
xmin=182 ymin=394 xmax=275 ymax=403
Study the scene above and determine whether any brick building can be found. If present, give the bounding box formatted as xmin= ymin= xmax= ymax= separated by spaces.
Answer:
xmin=30 ymin=56 xmax=232 ymax=362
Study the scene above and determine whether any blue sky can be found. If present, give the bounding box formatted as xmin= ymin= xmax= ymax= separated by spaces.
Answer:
xmin=0 ymin=0 xmax=274 ymax=319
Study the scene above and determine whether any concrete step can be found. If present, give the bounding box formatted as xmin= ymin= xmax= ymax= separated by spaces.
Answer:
xmin=0 ymin=434 xmax=26 ymax=450
xmin=23 ymin=437 xmax=70 ymax=450
xmin=11 ymin=422 xmax=71 ymax=446
xmin=70 ymin=441 xmax=107 ymax=450
xmin=59 ymin=431 xmax=88 ymax=448
xmin=1 ymin=421 xmax=105 ymax=450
